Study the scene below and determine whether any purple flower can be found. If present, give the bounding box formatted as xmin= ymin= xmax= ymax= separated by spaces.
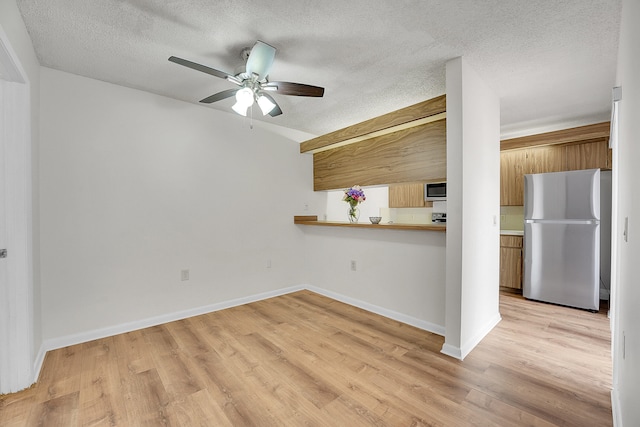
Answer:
xmin=342 ymin=185 xmax=366 ymax=205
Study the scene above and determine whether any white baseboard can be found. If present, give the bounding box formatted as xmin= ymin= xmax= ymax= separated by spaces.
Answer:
xmin=460 ymin=313 xmax=502 ymax=359
xmin=305 ymin=285 xmax=446 ymax=336
xmin=440 ymin=343 xmax=463 ymax=359
xmin=41 ymin=285 xmax=305 ymax=353
xmin=611 ymin=388 xmax=622 ymax=427
xmin=440 ymin=312 xmax=502 ymax=360
xmin=34 ymin=284 xmax=447 ymax=380
xmin=32 ymin=342 xmax=47 ymax=383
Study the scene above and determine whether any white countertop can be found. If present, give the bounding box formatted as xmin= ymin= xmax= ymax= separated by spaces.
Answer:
xmin=500 ymin=230 xmax=524 ymax=236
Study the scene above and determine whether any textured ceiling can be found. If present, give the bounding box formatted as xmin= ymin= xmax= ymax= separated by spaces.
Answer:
xmin=17 ymin=0 xmax=621 ymax=137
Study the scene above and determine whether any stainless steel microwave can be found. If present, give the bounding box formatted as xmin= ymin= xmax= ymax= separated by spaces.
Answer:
xmin=424 ymin=182 xmax=446 ymax=201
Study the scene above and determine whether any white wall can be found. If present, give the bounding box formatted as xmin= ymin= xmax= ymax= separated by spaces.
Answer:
xmin=612 ymin=0 xmax=640 ymax=424
xmin=39 ymin=67 xmax=323 ymax=342
xmin=0 ymin=0 xmax=41 ymax=384
xmin=443 ymin=57 xmax=501 ymax=359
xmin=298 ymin=135 xmax=445 ymax=335
xmin=324 ymin=186 xmax=388 ymax=222
xmin=302 ymin=226 xmax=446 ymax=333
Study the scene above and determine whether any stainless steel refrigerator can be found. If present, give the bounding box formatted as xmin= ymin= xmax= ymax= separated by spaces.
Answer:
xmin=523 ymin=169 xmax=601 ymax=311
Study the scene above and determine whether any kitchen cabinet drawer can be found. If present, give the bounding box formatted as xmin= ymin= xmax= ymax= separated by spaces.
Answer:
xmin=500 ymin=235 xmax=523 ymax=248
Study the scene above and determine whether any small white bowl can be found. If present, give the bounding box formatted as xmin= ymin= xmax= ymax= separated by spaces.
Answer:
xmin=369 ymin=216 xmax=382 ymax=224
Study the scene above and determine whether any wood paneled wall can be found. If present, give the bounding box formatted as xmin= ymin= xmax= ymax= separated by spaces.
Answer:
xmin=500 ymin=122 xmax=610 ymax=151
xmin=300 ymin=95 xmax=446 ymax=154
xmin=312 ymin=119 xmax=446 ymax=191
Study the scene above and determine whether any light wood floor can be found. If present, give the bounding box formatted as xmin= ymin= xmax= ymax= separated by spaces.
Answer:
xmin=0 ymin=290 xmax=612 ymax=426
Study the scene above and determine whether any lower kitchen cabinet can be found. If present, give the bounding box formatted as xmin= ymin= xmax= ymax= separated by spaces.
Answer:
xmin=500 ymin=235 xmax=523 ymax=291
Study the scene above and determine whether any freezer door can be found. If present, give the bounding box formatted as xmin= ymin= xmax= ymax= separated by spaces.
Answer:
xmin=524 ymin=221 xmax=600 ymax=311
xmin=524 ymin=169 xmax=600 ymax=221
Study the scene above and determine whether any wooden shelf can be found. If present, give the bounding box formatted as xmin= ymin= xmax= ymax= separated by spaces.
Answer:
xmin=294 ymin=216 xmax=446 ymax=232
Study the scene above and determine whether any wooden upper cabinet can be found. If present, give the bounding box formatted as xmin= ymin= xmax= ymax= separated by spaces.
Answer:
xmin=565 ymin=139 xmax=611 ymax=171
xmin=500 ymin=136 xmax=612 ymax=206
xmin=524 ymin=145 xmax=566 ymax=174
xmin=500 ymin=146 xmax=565 ymax=206
xmin=500 ymin=150 xmax=527 ymax=206
xmin=389 ymin=183 xmax=426 ymax=208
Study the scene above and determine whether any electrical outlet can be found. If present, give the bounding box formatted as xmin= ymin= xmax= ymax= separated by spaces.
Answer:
xmin=266 ymin=259 xmax=272 ymax=268
xmin=181 ymin=269 xmax=189 ymax=281
xmin=350 ymin=260 xmax=357 ymax=271
xmin=303 ymin=202 xmax=309 ymax=211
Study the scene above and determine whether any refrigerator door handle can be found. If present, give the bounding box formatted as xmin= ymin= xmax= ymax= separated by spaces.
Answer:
xmin=524 ymin=219 xmax=599 ymax=225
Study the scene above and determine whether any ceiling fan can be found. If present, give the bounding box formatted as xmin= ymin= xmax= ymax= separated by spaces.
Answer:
xmin=169 ymin=41 xmax=324 ymax=117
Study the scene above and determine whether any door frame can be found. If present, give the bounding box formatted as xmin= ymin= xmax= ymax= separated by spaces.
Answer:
xmin=0 ymin=24 xmax=35 ymax=394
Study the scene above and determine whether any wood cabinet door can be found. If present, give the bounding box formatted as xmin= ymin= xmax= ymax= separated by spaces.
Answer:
xmin=500 ymin=247 xmax=523 ymax=289
xmin=565 ymin=139 xmax=612 ymax=171
xmin=388 ymin=183 xmax=426 ymax=208
xmin=500 ymin=145 xmax=565 ymax=206
xmin=500 ymin=236 xmax=523 ymax=290
xmin=525 ymin=145 xmax=566 ymax=174
xmin=500 ymin=150 xmax=527 ymax=206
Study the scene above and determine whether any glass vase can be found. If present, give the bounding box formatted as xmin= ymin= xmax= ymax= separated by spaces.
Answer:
xmin=347 ymin=204 xmax=360 ymax=223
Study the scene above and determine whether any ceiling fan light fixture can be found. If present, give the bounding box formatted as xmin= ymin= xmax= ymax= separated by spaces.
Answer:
xmin=235 ymin=87 xmax=254 ymax=106
xmin=169 ymin=40 xmax=324 ymax=120
xmin=257 ymin=94 xmax=276 ymax=115
xmin=231 ymin=101 xmax=249 ymax=116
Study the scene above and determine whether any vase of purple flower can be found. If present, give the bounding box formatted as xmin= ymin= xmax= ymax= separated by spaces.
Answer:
xmin=343 ymin=185 xmax=366 ymax=223
xmin=347 ymin=203 xmax=360 ymax=223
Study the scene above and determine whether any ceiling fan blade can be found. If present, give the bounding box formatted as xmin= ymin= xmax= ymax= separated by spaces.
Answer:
xmin=260 ymin=93 xmax=282 ymax=117
xmin=263 ymin=81 xmax=324 ymax=97
xmin=168 ymin=56 xmax=232 ymax=80
xmin=200 ymin=88 xmax=238 ymax=104
xmin=245 ymin=41 xmax=276 ymax=80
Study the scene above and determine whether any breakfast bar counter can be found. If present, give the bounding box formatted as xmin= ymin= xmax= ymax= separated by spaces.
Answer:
xmin=294 ymin=216 xmax=446 ymax=232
